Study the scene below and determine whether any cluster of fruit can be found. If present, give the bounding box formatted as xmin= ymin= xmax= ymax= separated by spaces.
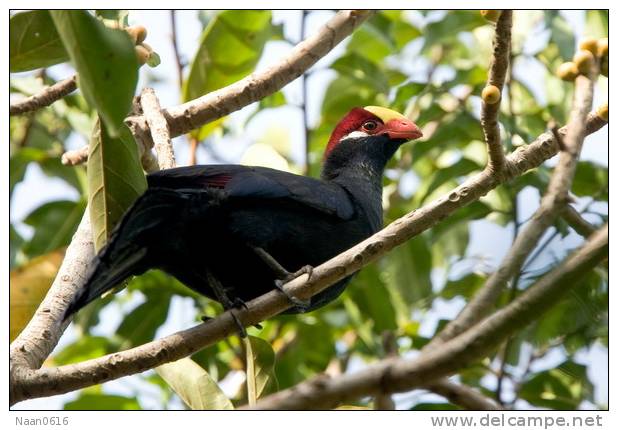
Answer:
xmin=557 ymin=37 xmax=608 ymax=81
xmin=125 ymin=25 xmax=153 ymax=65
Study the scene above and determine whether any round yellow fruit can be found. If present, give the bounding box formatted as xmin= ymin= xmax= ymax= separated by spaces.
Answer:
xmin=480 ymin=10 xmax=501 ymax=23
xmin=596 ymin=37 xmax=608 ymax=58
xmin=135 ymin=45 xmax=150 ymax=65
xmin=557 ymin=61 xmax=579 ymax=81
xmin=596 ymin=103 xmax=608 ymax=121
xmin=573 ymin=50 xmax=595 ymax=75
xmin=482 ymin=85 xmax=501 ymax=104
xmin=579 ymin=37 xmax=598 ymax=55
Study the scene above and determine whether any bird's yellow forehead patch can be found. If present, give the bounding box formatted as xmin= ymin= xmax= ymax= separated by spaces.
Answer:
xmin=363 ymin=106 xmax=408 ymax=123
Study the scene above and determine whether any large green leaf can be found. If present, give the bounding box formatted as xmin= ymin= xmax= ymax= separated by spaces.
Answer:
xmin=585 ymin=10 xmax=608 ymax=38
xmin=183 ymin=10 xmax=275 ymax=140
xmin=50 ymin=11 xmax=138 ymax=137
xmin=381 ymin=235 xmax=433 ymax=307
xmin=544 ymin=11 xmax=576 ymax=62
xmin=87 ymin=118 xmax=147 ymax=251
xmin=519 ymin=360 xmax=593 ymax=410
xmin=155 ymin=357 xmax=234 ymax=410
xmin=64 ymin=394 xmax=141 ymax=410
xmin=116 ymin=291 xmax=171 ymax=348
xmin=10 ymin=11 xmax=69 ymax=72
xmin=22 ymin=199 xmax=86 ymax=259
xmin=242 ymin=335 xmax=278 ymax=405
xmin=52 ymin=336 xmax=115 ymax=365
xmin=571 ymin=161 xmax=608 ymax=201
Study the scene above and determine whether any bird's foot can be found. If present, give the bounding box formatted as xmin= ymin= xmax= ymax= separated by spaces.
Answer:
xmin=274 ymin=279 xmax=311 ymax=311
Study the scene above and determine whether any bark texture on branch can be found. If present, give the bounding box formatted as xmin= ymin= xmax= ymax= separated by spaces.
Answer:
xmin=248 ymin=225 xmax=607 ymax=409
xmin=124 ymin=10 xmax=374 ymax=139
xmin=10 ymin=75 xmax=78 ymax=116
xmin=9 ymin=112 xmax=606 ymax=405
xmin=481 ymin=10 xmax=512 ymax=174
xmin=141 ymin=87 xmax=176 ymax=170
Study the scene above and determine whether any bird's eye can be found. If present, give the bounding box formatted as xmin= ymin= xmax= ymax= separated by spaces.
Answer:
xmin=362 ymin=120 xmax=378 ymax=131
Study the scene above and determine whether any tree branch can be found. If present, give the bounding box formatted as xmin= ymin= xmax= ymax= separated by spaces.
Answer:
xmin=422 ymin=380 xmax=503 ymax=410
xmin=561 ymin=205 xmax=597 ymax=237
xmin=429 ymin=68 xmax=597 ymax=349
xmin=481 ymin=10 xmax=512 ymax=174
xmin=10 ymin=75 xmax=78 ymax=116
xmin=141 ymin=87 xmax=176 ymax=170
xmin=124 ymin=10 xmax=375 ymax=139
xmin=9 ymin=112 xmax=606 ymax=405
xmin=247 ymin=225 xmax=607 ymax=410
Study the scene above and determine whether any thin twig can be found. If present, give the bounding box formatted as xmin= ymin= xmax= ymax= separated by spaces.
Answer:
xmin=10 ymin=75 xmax=78 ymax=116
xmin=300 ymin=10 xmax=310 ymax=175
xmin=61 ymin=145 xmax=90 ymax=166
xmin=141 ymin=87 xmax=176 ymax=170
xmin=423 ymin=380 xmax=503 ymax=410
xmin=481 ymin=10 xmax=512 ymax=174
xmin=561 ymin=205 xmax=597 ymax=237
xmin=170 ymin=10 xmax=184 ymax=89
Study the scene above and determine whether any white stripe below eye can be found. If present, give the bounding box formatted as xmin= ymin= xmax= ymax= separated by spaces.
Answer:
xmin=340 ymin=131 xmax=370 ymax=141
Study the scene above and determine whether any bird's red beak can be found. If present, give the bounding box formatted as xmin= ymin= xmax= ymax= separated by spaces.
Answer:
xmin=380 ymin=118 xmax=423 ymax=140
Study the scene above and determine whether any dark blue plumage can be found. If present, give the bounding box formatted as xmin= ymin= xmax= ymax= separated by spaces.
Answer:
xmin=64 ymin=106 xmax=422 ymax=319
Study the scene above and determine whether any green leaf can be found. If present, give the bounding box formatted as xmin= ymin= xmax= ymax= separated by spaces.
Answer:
xmin=87 ymin=118 xmax=147 ymax=251
xmin=348 ymin=263 xmax=398 ymax=332
xmin=519 ymin=360 xmax=593 ymax=409
xmin=417 ymin=158 xmax=482 ymax=204
xmin=441 ymin=272 xmax=487 ymax=300
xmin=53 ymin=336 xmax=114 ymax=365
xmin=183 ymin=10 xmax=275 ymax=139
xmin=571 ymin=161 xmax=608 ymax=201
xmin=95 ymin=10 xmax=129 ymax=27
xmin=545 ymin=11 xmax=575 ymax=62
xmin=64 ymin=394 xmax=141 ymax=410
xmin=116 ymin=291 xmax=171 ymax=348
xmin=50 ymin=10 xmax=138 ymax=136
xmin=423 ymin=11 xmax=486 ymax=49
xmin=381 ymin=235 xmax=433 ymax=307
xmin=431 ymin=201 xmax=492 ymax=240
xmin=10 ymin=11 xmax=69 ymax=72
xmin=331 ymin=53 xmax=390 ymax=94
xmin=22 ymin=199 xmax=86 ymax=259
xmin=242 ymin=335 xmax=278 ymax=405
xmin=155 ymin=357 xmax=234 ymax=410
xmin=585 ymin=10 xmax=608 ymax=38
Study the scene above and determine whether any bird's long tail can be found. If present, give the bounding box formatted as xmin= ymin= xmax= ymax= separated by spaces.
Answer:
xmin=63 ymin=187 xmax=194 ymax=321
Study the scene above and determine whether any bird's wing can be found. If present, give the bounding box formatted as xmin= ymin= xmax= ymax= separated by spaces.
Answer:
xmin=147 ymin=165 xmax=355 ymax=220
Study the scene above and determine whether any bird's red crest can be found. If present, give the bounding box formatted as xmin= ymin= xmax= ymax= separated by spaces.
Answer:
xmin=324 ymin=107 xmax=382 ymax=157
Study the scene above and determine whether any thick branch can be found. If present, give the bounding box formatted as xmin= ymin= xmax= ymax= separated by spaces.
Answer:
xmin=481 ymin=11 xmax=512 ymax=174
xmin=9 ymin=113 xmax=606 ymax=405
xmin=10 ymin=75 xmax=77 ymax=116
xmin=249 ymin=225 xmax=607 ymax=409
xmin=429 ymin=69 xmax=597 ymax=348
xmin=124 ymin=10 xmax=374 ymax=139
xmin=141 ymin=87 xmax=176 ymax=170
xmin=10 ymin=213 xmax=94 ymax=374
